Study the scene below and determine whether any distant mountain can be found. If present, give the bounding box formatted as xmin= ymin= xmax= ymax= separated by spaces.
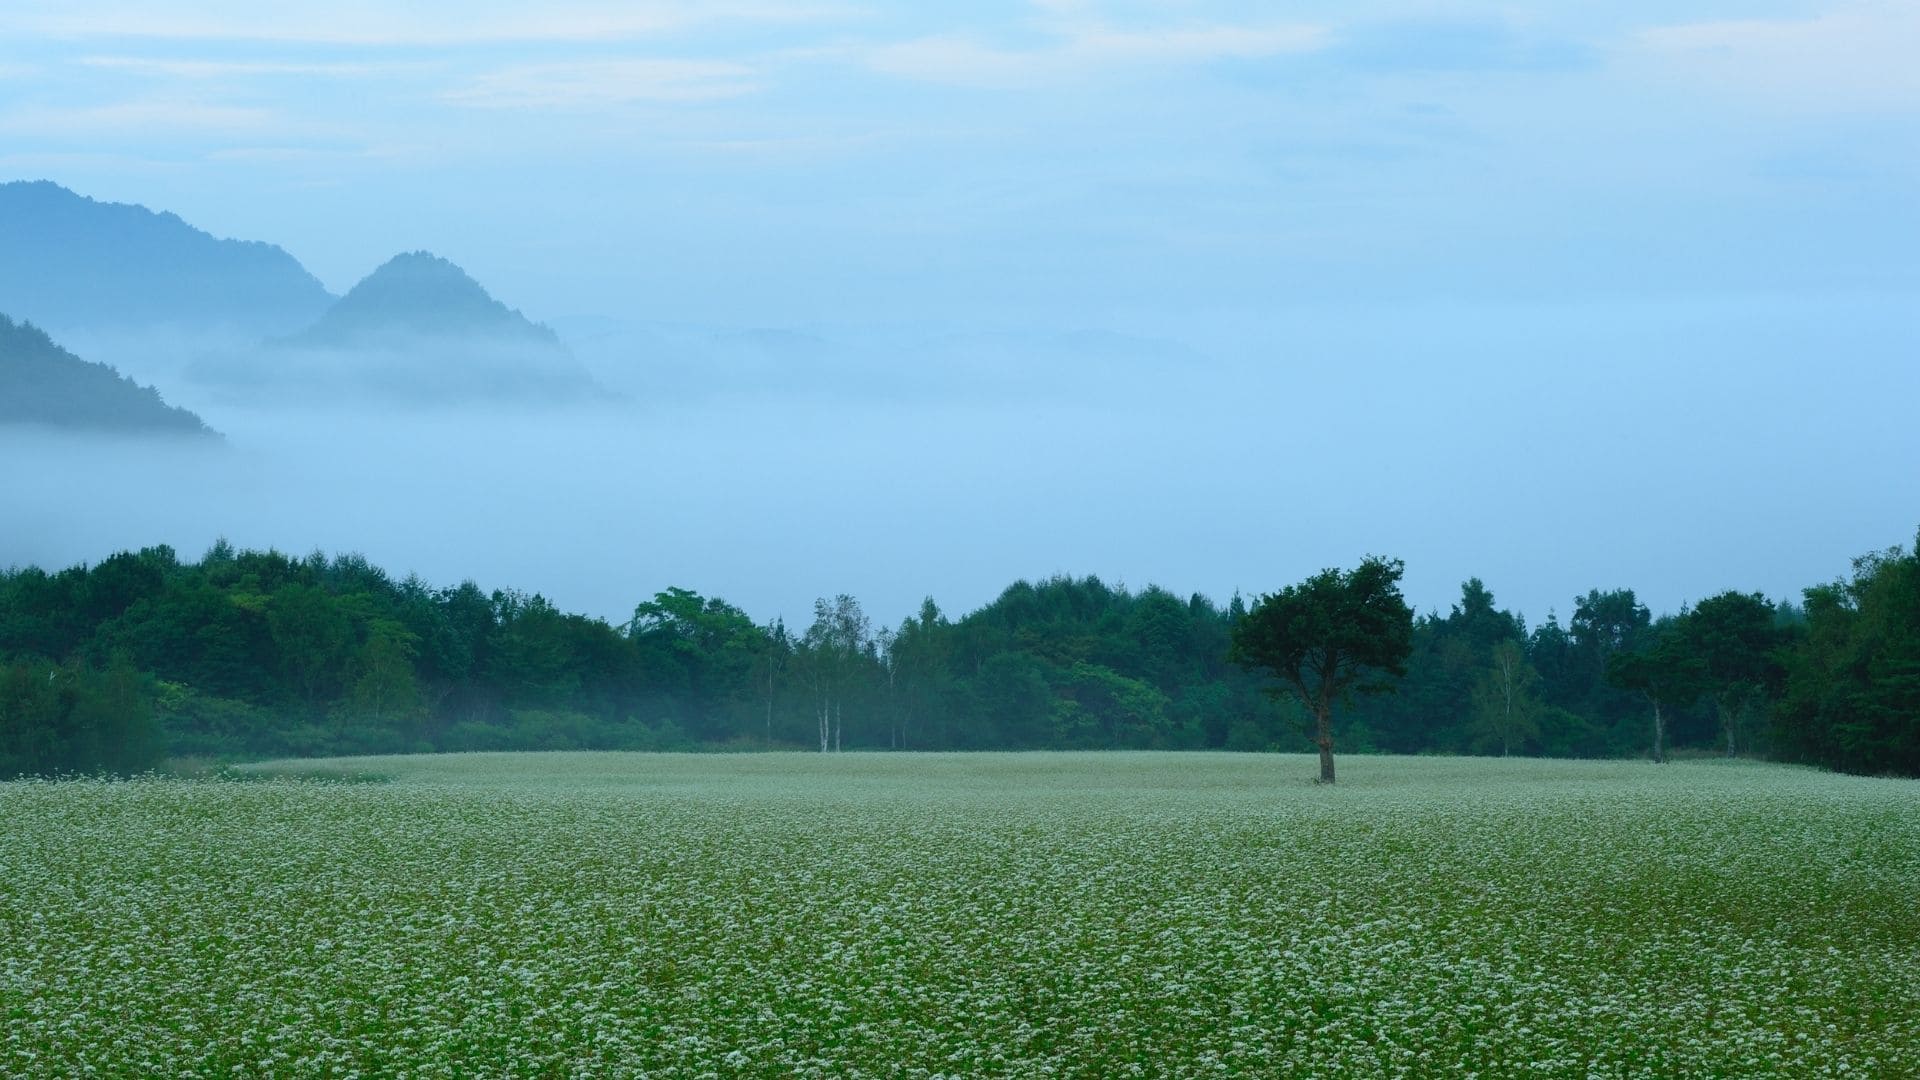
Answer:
xmin=0 ymin=314 xmax=218 ymax=437
xmin=0 ymin=180 xmax=333 ymax=335
xmin=280 ymin=251 xmax=561 ymax=349
xmin=244 ymin=252 xmax=603 ymax=404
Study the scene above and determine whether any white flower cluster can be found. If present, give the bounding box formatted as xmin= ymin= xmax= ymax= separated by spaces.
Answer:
xmin=1 ymin=753 xmax=1913 ymax=1077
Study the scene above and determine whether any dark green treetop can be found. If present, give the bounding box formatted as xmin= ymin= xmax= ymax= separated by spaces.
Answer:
xmin=1229 ymin=556 xmax=1414 ymax=783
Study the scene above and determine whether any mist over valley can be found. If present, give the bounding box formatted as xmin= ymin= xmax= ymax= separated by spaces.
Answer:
xmin=4 ymin=187 xmax=1912 ymax=630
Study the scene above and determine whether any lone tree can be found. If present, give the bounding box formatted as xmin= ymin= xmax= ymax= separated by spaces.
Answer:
xmin=1229 ymin=556 xmax=1414 ymax=783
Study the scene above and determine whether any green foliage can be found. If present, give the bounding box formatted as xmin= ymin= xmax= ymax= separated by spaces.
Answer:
xmin=1054 ymin=662 xmax=1174 ymax=748
xmin=1775 ymin=537 xmax=1920 ymax=775
xmin=0 ymin=653 xmax=163 ymax=777
xmin=3 ymin=535 xmax=1917 ymax=772
xmin=1229 ymin=557 xmax=1416 ymax=698
xmin=1469 ymin=639 xmax=1543 ymax=756
xmin=1606 ymin=615 xmax=1705 ymax=762
xmin=1230 ymin=556 xmax=1414 ymax=780
xmin=628 ymin=587 xmax=767 ymax=741
xmin=1684 ymin=591 xmax=1786 ymax=756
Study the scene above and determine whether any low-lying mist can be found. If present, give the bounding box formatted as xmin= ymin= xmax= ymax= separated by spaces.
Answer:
xmin=10 ymin=293 xmax=1917 ymax=630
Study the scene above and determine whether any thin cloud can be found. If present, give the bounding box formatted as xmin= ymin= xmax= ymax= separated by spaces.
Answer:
xmin=866 ymin=22 xmax=1328 ymax=88
xmin=1329 ymin=17 xmax=1597 ymax=74
xmin=204 ymin=143 xmax=419 ymax=164
xmin=0 ymin=100 xmax=278 ymax=136
xmin=1637 ymin=2 xmax=1920 ymax=109
xmin=8 ymin=3 xmax=857 ymax=46
xmin=445 ymin=60 xmax=762 ymax=108
xmin=79 ymin=57 xmax=433 ymax=79
xmin=677 ymin=130 xmax=896 ymax=160
xmin=1075 ymin=25 xmax=1328 ymax=64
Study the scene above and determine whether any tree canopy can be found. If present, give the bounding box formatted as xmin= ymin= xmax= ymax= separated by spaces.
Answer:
xmin=3 ymin=538 xmax=1917 ymax=778
xmin=1229 ymin=556 xmax=1414 ymax=783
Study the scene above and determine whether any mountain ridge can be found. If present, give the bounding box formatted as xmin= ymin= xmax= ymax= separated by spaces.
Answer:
xmin=0 ymin=180 xmax=334 ymax=335
xmin=276 ymin=251 xmax=561 ymax=349
xmin=248 ymin=250 xmax=605 ymax=404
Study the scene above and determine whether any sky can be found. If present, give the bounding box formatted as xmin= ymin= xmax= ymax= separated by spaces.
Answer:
xmin=3 ymin=0 xmax=1918 ymax=629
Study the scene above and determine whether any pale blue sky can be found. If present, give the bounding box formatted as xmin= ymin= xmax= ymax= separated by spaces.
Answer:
xmin=3 ymin=1 xmax=1917 ymax=625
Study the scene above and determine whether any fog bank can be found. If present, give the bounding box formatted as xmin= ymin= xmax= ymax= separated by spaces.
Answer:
xmin=7 ymin=293 xmax=1915 ymax=630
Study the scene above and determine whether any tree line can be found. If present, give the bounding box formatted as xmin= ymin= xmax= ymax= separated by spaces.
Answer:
xmin=2 ymin=533 xmax=1916 ymax=778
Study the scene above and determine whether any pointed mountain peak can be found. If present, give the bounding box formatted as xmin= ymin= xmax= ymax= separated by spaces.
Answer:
xmin=358 ymin=250 xmax=491 ymax=297
xmin=286 ymin=250 xmax=558 ymax=346
xmin=254 ymin=252 xmax=606 ymax=404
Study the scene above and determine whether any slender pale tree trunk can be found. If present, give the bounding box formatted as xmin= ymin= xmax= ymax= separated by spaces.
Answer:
xmin=1499 ymin=647 xmax=1516 ymax=756
xmin=1499 ymin=688 xmax=1512 ymax=757
xmin=1650 ymin=694 xmax=1667 ymax=764
xmin=887 ymin=662 xmax=898 ymax=750
xmin=833 ymin=701 xmax=842 ymax=753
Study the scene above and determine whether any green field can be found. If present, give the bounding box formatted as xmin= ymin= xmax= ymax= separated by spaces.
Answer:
xmin=4 ymin=753 xmax=1916 ymax=1076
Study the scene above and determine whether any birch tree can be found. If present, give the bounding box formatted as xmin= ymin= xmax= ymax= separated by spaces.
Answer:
xmin=1469 ymin=639 xmax=1541 ymax=756
xmin=802 ymin=595 xmax=870 ymax=752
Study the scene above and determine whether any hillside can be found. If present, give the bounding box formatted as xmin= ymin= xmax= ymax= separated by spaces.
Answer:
xmin=257 ymin=251 xmax=603 ymax=402
xmin=0 ymin=314 xmax=217 ymax=437
xmin=0 ymin=181 xmax=333 ymax=335
xmin=281 ymin=251 xmax=560 ymax=348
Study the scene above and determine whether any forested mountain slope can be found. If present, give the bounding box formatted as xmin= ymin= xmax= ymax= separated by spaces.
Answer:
xmin=0 ymin=315 xmax=217 ymax=437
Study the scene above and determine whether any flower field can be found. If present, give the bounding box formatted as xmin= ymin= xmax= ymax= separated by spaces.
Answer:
xmin=3 ymin=753 xmax=1916 ymax=1077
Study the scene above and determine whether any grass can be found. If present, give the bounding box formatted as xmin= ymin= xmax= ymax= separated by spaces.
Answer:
xmin=3 ymin=752 xmax=1916 ymax=1076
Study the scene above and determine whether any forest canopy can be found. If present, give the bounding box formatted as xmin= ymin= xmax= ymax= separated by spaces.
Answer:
xmin=3 ymin=534 xmax=1917 ymax=778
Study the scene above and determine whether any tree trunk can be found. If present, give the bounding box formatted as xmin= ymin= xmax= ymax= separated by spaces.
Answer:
xmin=1721 ymin=696 xmax=1737 ymax=758
xmin=1500 ymin=675 xmax=1511 ymax=756
xmin=1315 ymin=704 xmax=1335 ymax=784
xmin=1651 ymin=695 xmax=1667 ymax=764
xmin=1499 ymin=651 xmax=1515 ymax=757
